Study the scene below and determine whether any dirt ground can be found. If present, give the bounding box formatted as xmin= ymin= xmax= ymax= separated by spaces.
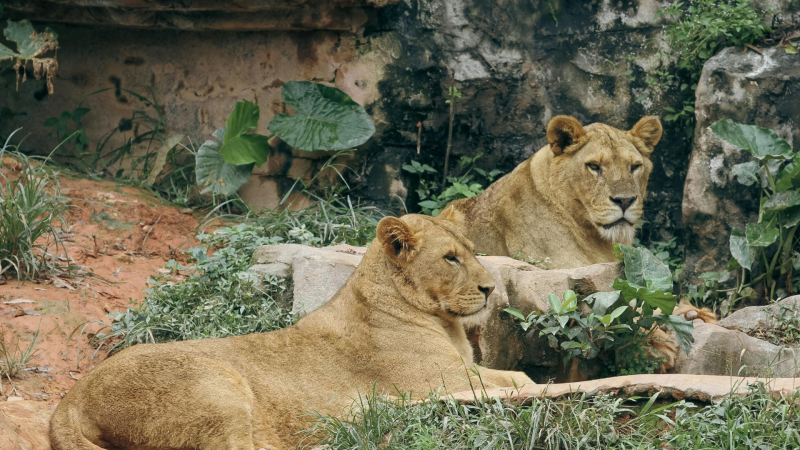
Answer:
xmin=0 ymin=174 xmax=201 ymax=406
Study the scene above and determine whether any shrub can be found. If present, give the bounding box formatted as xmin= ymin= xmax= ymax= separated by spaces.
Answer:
xmin=506 ymin=245 xmax=694 ymax=376
xmin=0 ymin=132 xmax=69 ymax=279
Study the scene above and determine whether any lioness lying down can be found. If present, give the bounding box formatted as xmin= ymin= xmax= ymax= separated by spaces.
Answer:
xmin=49 ymin=215 xmax=532 ymax=450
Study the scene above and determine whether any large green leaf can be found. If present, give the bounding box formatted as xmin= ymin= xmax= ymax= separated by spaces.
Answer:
xmin=615 ymin=244 xmax=673 ymax=292
xmin=269 ymin=81 xmax=375 ymax=151
xmin=745 ymin=222 xmax=779 ymax=247
xmin=731 ymin=161 xmax=760 ymax=186
xmin=195 ymin=127 xmax=253 ymax=196
xmin=775 ymin=159 xmax=800 ymax=192
xmin=220 ymin=134 xmax=271 ymax=166
xmin=218 ymin=100 xmax=270 ymax=166
xmin=779 ymin=206 xmax=800 ymax=228
xmin=764 ymin=191 xmax=800 ymax=212
xmin=0 ymin=19 xmax=58 ymax=60
xmin=613 ymin=279 xmax=677 ymax=315
xmin=710 ymin=119 xmax=792 ymax=160
xmin=585 ymin=291 xmax=622 ymax=316
xmin=224 ymin=100 xmax=260 ymax=143
xmin=729 ymin=229 xmax=754 ymax=270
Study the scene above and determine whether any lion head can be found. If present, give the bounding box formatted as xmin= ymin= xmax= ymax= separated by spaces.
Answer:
xmin=546 ymin=115 xmax=662 ymax=244
xmin=375 ymin=215 xmax=496 ymax=318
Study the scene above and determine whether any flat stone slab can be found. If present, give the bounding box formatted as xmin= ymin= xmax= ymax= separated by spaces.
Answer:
xmin=0 ymin=400 xmax=52 ymax=450
xmin=447 ymin=374 xmax=800 ymax=405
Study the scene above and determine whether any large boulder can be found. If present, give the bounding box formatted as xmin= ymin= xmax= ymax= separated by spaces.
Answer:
xmin=683 ymin=47 xmax=800 ymax=283
xmin=250 ymin=243 xmax=622 ymax=380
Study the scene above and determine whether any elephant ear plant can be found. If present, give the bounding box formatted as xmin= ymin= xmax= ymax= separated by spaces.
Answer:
xmin=711 ymin=119 xmax=800 ymax=312
xmin=195 ymin=81 xmax=376 ymax=197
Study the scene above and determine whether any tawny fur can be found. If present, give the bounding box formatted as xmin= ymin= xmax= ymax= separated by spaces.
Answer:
xmin=440 ymin=115 xmax=661 ymax=269
xmin=49 ymin=215 xmax=533 ymax=450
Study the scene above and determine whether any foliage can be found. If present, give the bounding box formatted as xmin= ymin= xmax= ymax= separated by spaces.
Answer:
xmin=506 ymin=245 xmax=694 ymax=376
xmin=97 ymin=224 xmax=294 ymax=352
xmin=0 ymin=323 xmax=40 ymax=378
xmin=0 ymin=132 xmax=69 ymax=279
xmin=711 ymin=120 xmax=800 ymax=310
xmin=657 ymin=0 xmax=770 ymax=85
xmin=306 ymin=384 xmax=800 ymax=449
xmin=97 ymin=194 xmax=381 ymax=351
xmin=0 ymin=19 xmax=58 ymax=94
xmin=403 ymin=153 xmax=501 ymax=216
xmin=750 ymin=300 xmax=800 ymax=347
xmin=43 ymin=106 xmax=90 ymax=159
xmin=196 ymin=82 xmax=375 ymax=197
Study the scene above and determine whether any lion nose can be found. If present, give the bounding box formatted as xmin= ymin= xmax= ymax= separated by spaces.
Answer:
xmin=610 ymin=196 xmax=637 ymax=211
xmin=478 ymin=284 xmax=494 ymax=299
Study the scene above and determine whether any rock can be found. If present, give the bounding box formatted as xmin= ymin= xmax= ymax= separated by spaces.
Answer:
xmin=676 ymin=322 xmax=800 ymax=378
xmin=719 ymin=296 xmax=800 ymax=333
xmin=292 ymin=252 xmax=360 ymax=316
xmin=0 ymin=400 xmax=52 ymax=450
xmin=683 ymin=47 xmax=800 ymax=283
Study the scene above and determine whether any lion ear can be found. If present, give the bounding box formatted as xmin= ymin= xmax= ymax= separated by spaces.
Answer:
xmin=376 ymin=217 xmax=417 ymax=262
xmin=546 ymin=116 xmax=586 ymax=156
xmin=630 ymin=116 xmax=662 ymax=156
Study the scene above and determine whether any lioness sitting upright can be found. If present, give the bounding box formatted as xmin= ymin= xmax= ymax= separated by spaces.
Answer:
xmin=49 ymin=215 xmax=532 ymax=450
xmin=440 ymin=115 xmax=661 ymax=269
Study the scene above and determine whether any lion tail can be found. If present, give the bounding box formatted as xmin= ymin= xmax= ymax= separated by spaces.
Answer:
xmin=49 ymin=400 xmax=104 ymax=450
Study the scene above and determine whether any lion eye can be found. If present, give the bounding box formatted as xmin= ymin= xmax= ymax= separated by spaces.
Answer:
xmin=631 ymin=164 xmax=642 ymax=173
xmin=444 ymin=254 xmax=460 ymax=264
xmin=586 ymin=163 xmax=601 ymax=174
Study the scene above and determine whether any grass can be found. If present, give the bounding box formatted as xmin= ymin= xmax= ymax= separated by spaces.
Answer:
xmin=0 ymin=131 xmax=69 ymax=279
xmin=304 ymin=383 xmax=800 ymax=449
xmin=97 ymin=194 xmax=383 ymax=352
xmin=0 ymin=324 xmax=41 ymax=378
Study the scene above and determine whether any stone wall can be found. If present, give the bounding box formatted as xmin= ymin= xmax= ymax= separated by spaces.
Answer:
xmin=3 ymin=0 xmax=799 ymax=244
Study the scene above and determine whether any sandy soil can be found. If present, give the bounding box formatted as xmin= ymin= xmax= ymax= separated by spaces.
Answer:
xmin=0 ymin=174 xmax=201 ymax=405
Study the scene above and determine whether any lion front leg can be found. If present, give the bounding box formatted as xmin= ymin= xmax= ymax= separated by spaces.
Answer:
xmin=471 ymin=366 xmax=534 ymax=389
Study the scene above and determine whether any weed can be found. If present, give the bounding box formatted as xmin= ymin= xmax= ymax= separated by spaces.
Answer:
xmin=305 ymin=384 xmax=800 ymax=449
xmin=404 ymin=153 xmax=501 ymax=216
xmin=0 ymin=323 xmax=40 ymax=378
xmin=0 ymin=131 xmax=69 ymax=279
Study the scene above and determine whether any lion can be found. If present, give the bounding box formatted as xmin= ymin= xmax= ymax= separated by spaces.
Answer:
xmin=49 ymin=215 xmax=533 ymax=450
xmin=439 ymin=115 xmax=716 ymax=371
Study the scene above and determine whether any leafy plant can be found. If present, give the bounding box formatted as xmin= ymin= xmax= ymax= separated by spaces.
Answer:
xmin=711 ymin=120 xmax=800 ymax=309
xmin=404 ymin=153 xmax=501 ymax=216
xmin=657 ymin=0 xmax=769 ymax=85
xmin=43 ymin=106 xmax=90 ymax=159
xmin=0 ymin=19 xmax=58 ymax=94
xmin=0 ymin=131 xmax=69 ymax=279
xmin=0 ymin=322 xmax=40 ymax=378
xmin=505 ymin=245 xmax=694 ymax=376
xmin=196 ymin=82 xmax=375 ymax=197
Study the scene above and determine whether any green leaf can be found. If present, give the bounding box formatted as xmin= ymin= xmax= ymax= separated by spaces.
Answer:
xmin=556 ymin=315 xmax=569 ymax=328
xmin=146 ymin=134 xmax=185 ymax=186
xmin=613 ymin=279 xmax=677 ymax=315
xmin=729 ymin=229 xmax=754 ymax=270
xmin=418 ymin=200 xmax=439 ymax=209
xmin=195 ymin=127 xmax=254 ymax=197
xmin=776 ymin=160 xmax=800 ymax=192
xmin=43 ymin=117 xmax=58 ymax=127
xmin=1 ymin=19 xmax=58 ymax=60
xmin=745 ymin=222 xmax=779 ymax=247
xmin=220 ymin=134 xmax=271 ymax=166
xmin=779 ymin=206 xmax=800 ymax=228
xmin=731 ymin=161 xmax=759 ymax=186
xmin=585 ymin=291 xmax=621 ymax=316
xmin=786 ymin=43 xmax=798 ymax=55
xmin=504 ymin=308 xmax=526 ymax=321
xmin=548 ymin=293 xmax=563 ymax=313
xmin=609 ymin=305 xmax=628 ymax=321
xmin=269 ymin=81 xmax=375 ymax=151
xmin=710 ymin=119 xmax=793 ymax=160
xmin=224 ymin=100 xmax=260 ymax=143
xmin=616 ymin=244 xmax=673 ymax=292
xmin=653 ymin=315 xmax=695 ymax=355
xmin=764 ymin=191 xmax=800 ymax=212
xmin=71 ymin=107 xmax=90 ymax=123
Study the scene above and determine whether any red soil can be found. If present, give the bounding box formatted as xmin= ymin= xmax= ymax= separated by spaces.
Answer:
xmin=0 ymin=175 xmax=200 ymax=405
